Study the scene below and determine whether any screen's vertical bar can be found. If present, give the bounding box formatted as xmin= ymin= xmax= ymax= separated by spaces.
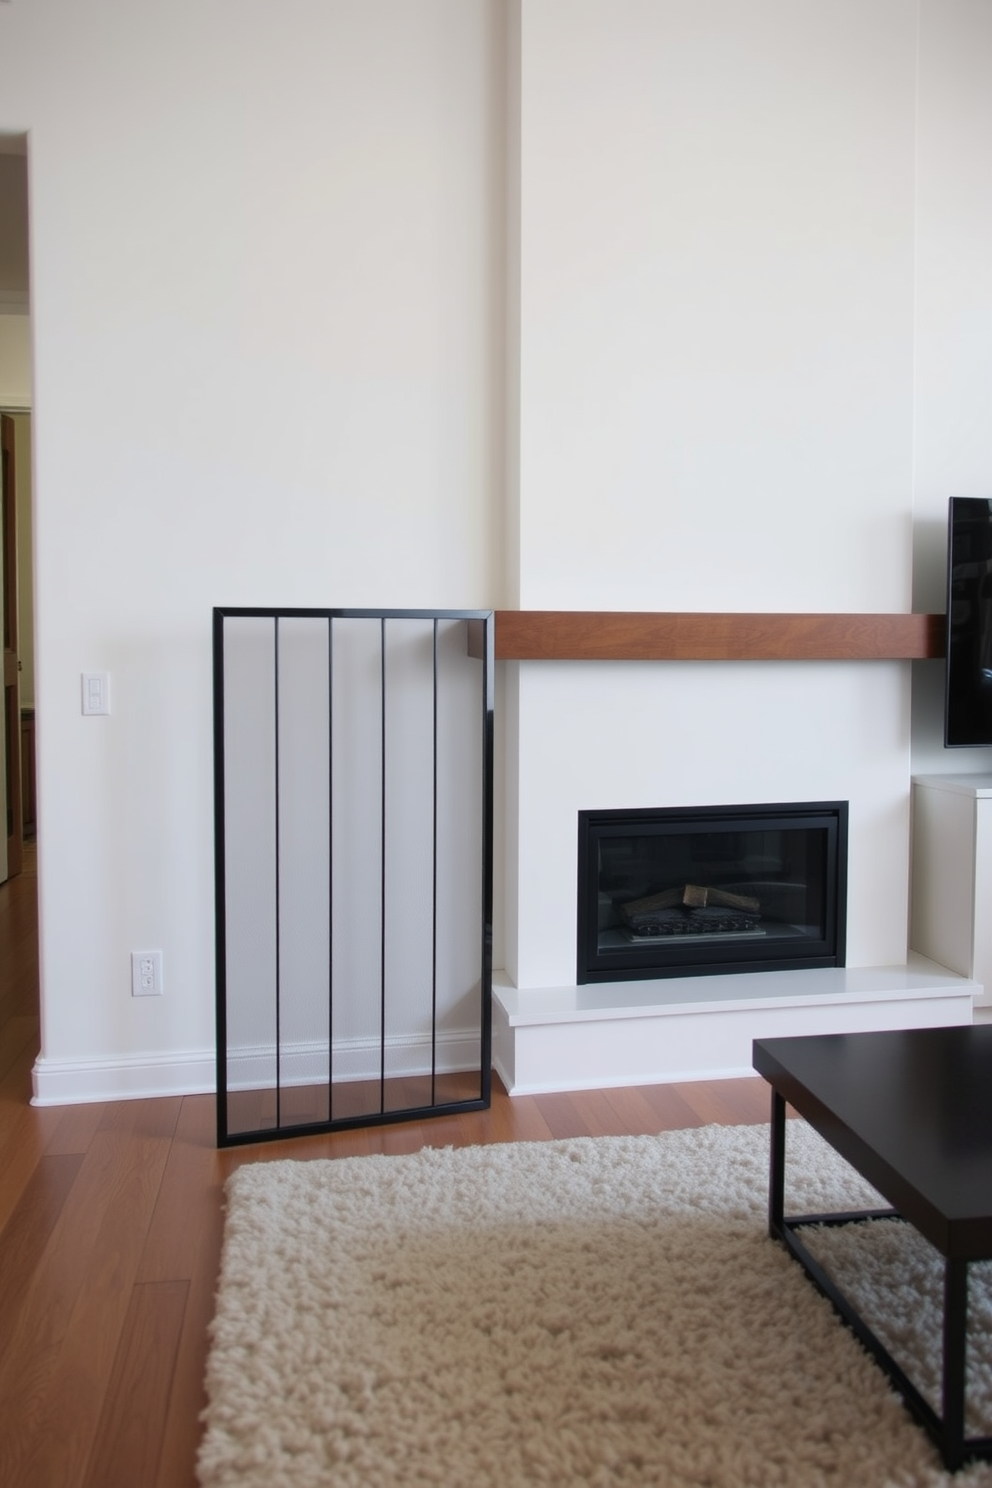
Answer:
xmin=213 ymin=610 xmax=230 ymax=1146
xmin=327 ymin=615 xmax=334 ymax=1124
xmin=479 ymin=612 xmax=494 ymax=1105
xmin=273 ymin=614 xmax=282 ymax=1132
xmin=431 ymin=617 xmax=439 ymax=1106
xmin=379 ymin=616 xmax=387 ymax=1112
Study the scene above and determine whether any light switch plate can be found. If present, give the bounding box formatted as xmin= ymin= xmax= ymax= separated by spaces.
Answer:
xmin=82 ymin=672 xmax=111 ymax=715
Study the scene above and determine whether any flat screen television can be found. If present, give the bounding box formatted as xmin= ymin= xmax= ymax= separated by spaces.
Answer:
xmin=945 ymin=496 xmax=992 ymax=747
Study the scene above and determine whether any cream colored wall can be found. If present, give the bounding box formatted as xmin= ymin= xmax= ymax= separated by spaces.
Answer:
xmin=515 ymin=0 xmax=915 ymax=616
xmin=910 ymin=0 xmax=992 ymax=775
xmin=0 ymin=0 xmax=505 ymax=1078
xmin=506 ymin=0 xmax=913 ymax=984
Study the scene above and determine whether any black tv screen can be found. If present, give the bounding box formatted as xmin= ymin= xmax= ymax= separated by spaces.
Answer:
xmin=945 ymin=496 xmax=992 ymax=748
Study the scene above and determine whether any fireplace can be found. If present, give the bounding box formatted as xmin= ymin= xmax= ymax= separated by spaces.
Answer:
xmin=577 ymin=802 xmax=847 ymax=984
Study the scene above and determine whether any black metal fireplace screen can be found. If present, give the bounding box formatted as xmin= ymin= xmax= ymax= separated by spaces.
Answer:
xmin=577 ymin=801 xmax=847 ymax=984
xmin=213 ymin=608 xmax=494 ymax=1147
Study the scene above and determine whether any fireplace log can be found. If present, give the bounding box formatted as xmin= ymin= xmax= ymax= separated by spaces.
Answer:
xmin=621 ymin=887 xmax=687 ymax=919
xmin=682 ymin=884 xmax=761 ymax=913
xmin=622 ymin=883 xmax=762 ymax=923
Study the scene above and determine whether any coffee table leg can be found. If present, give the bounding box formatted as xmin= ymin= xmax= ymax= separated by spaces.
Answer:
xmin=768 ymin=1088 xmax=786 ymax=1240
xmin=941 ymin=1258 xmax=968 ymax=1471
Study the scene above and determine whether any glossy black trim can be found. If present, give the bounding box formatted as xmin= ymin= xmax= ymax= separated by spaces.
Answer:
xmin=945 ymin=496 xmax=992 ymax=748
xmin=327 ymin=618 xmax=334 ymax=1124
xmin=273 ymin=616 xmax=282 ymax=1130
xmin=379 ymin=617 xmax=387 ymax=1106
xmin=479 ymin=612 xmax=495 ymax=1108
xmin=212 ymin=609 xmax=229 ymax=1146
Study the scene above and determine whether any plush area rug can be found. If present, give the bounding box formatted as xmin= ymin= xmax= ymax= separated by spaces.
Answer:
xmin=198 ymin=1122 xmax=992 ymax=1487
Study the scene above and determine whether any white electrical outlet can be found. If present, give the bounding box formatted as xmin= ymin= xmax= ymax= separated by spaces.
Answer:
xmin=131 ymin=950 xmax=163 ymax=997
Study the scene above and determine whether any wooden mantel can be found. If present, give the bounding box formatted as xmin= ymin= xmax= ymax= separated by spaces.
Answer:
xmin=468 ymin=611 xmax=946 ymax=662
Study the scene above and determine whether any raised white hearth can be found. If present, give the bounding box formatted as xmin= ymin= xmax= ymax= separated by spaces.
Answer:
xmin=492 ymin=956 xmax=978 ymax=1095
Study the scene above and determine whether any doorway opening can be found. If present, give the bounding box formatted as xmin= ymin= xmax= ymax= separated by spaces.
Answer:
xmin=0 ymin=133 xmax=39 ymax=1079
xmin=0 ymin=138 xmax=33 ymax=886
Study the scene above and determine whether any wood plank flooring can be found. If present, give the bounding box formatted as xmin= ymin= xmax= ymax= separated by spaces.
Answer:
xmin=0 ymin=847 xmax=777 ymax=1488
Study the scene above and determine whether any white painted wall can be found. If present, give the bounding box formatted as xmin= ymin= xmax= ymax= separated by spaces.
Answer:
xmin=911 ymin=0 xmax=992 ymax=775
xmin=0 ymin=0 xmax=505 ymax=1092
xmin=516 ymin=0 xmax=915 ymax=615
xmin=2 ymin=0 xmax=992 ymax=1096
xmin=505 ymin=0 xmax=919 ymax=984
xmin=511 ymin=661 xmax=910 ymax=986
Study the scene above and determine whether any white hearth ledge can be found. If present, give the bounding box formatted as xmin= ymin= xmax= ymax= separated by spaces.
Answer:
xmin=492 ymin=956 xmax=979 ymax=1096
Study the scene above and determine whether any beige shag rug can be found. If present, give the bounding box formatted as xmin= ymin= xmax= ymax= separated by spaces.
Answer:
xmin=198 ymin=1122 xmax=992 ymax=1487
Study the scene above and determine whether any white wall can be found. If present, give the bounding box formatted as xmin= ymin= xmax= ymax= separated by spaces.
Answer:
xmin=510 ymin=662 xmax=910 ymax=987
xmin=2 ymin=0 xmax=992 ymax=1095
xmin=0 ymin=0 xmax=505 ymax=1090
xmin=505 ymin=0 xmax=919 ymax=984
xmin=516 ymin=0 xmax=915 ymax=615
xmin=911 ymin=0 xmax=992 ymax=775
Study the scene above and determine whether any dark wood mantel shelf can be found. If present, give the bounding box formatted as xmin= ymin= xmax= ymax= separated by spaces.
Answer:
xmin=468 ymin=611 xmax=946 ymax=662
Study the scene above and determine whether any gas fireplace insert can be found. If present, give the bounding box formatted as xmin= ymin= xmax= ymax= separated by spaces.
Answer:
xmin=577 ymin=801 xmax=848 ymax=984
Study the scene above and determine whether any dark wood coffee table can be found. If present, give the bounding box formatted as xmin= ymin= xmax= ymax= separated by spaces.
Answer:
xmin=753 ymin=1025 xmax=992 ymax=1472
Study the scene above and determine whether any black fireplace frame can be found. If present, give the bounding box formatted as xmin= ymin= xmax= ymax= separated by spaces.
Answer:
xmin=577 ymin=801 xmax=848 ymax=985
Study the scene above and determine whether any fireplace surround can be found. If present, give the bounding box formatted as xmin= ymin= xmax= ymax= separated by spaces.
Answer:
xmin=577 ymin=801 xmax=848 ymax=984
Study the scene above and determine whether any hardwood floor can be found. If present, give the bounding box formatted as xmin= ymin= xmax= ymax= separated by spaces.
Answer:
xmin=0 ymin=848 xmax=775 ymax=1488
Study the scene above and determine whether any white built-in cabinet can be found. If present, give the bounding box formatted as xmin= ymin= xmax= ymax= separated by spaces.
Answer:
xmin=911 ymin=775 xmax=992 ymax=1009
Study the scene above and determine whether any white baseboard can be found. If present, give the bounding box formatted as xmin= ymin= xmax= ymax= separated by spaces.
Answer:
xmin=31 ymin=1048 xmax=216 ymax=1106
xmin=31 ymin=1030 xmax=485 ymax=1107
xmin=224 ymin=1031 xmax=483 ymax=1090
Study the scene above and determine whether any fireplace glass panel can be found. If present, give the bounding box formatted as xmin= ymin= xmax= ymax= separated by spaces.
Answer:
xmin=577 ymin=803 xmax=847 ymax=983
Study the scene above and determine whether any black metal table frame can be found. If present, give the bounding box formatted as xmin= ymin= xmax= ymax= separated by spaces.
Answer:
xmin=769 ymin=1089 xmax=992 ymax=1474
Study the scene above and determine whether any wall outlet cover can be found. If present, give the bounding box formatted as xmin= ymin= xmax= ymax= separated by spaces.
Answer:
xmin=131 ymin=949 xmax=163 ymax=996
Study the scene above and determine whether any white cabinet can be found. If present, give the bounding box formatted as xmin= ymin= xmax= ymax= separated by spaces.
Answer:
xmin=911 ymin=775 xmax=992 ymax=1008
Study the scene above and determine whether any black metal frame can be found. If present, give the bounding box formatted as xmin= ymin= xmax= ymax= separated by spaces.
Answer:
xmin=213 ymin=607 xmax=494 ymax=1148
xmin=577 ymin=800 xmax=848 ymax=985
xmin=768 ymin=1090 xmax=992 ymax=1473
